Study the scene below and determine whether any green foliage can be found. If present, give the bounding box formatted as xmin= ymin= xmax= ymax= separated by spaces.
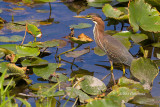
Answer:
xmin=69 ymin=23 xmax=92 ymax=29
xmin=129 ymin=0 xmax=160 ymax=32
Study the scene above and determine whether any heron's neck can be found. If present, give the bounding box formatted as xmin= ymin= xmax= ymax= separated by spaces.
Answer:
xmin=93 ymin=20 xmax=105 ymax=39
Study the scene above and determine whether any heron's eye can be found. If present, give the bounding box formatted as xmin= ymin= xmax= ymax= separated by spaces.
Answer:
xmin=86 ymin=15 xmax=91 ymax=18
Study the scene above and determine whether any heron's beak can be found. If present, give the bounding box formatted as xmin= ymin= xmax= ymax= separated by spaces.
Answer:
xmin=73 ymin=15 xmax=86 ymax=18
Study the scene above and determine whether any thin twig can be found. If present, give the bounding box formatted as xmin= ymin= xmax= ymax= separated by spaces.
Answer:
xmin=21 ymin=28 xmax=27 ymax=45
xmin=72 ymin=97 xmax=78 ymax=107
xmin=101 ymin=73 xmax=111 ymax=81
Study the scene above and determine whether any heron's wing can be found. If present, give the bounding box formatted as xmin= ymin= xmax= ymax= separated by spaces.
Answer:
xmin=102 ymin=35 xmax=133 ymax=66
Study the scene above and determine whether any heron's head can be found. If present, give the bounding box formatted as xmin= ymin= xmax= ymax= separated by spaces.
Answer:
xmin=74 ymin=13 xmax=102 ymax=24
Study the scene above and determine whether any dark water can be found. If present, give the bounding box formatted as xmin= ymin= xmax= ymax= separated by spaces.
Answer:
xmin=0 ymin=0 xmax=160 ymax=107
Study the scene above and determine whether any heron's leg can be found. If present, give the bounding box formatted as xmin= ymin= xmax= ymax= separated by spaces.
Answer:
xmin=110 ymin=61 xmax=116 ymax=85
xmin=122 ymin=65 xmax=125 ymax=76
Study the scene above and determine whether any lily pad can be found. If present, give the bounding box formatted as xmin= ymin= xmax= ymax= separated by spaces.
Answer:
xmin=130 ymin=58 xmax=159 ymax=90
xmin=21 ymin=57 xmax=48 ymax=67
xmin=66 ymin=87 xmax=90 ymax=103
xmin=16 ymin=45 xmax=40 ymax=57
xmin=0 ymin=44 xmax=17 ymax=53
xmin=94 ymin=46 xmax=106 ymax=56
xmin=65 ymin=48 xmax=90 ymax=58
xmin=33 ymin=63 xmax=58 ymax=80
xmin=29 ymin=83 xmax=56 ymax=91
xmin=0 ymin=51 xmax=5 ymax=58
xmin=129 ymin=0 xmax=160 ymax=32
xmin=26 ymin=24 xmax=42 ymax=38
xmin=102 ymin=4 xmax=128 ymax=20
xmin=107 ymin=87 xmax=139 ymax=104
xmin=112 ymin=31 xmax=131 ymax=50
xmin=86 ymin=99 xmax=121 ymax=107
xmin=131 ymin=33 xmax=148 ymax=43
xmin=69 ymin=23 xmax=92 ymax=29
xmin=0 ymin=35 xmax=23 ymax=42
xmin=118 ymin=77 xmax=149 ymax=93
xmin=49 ymin=73 xmax=68 ymax=82
xmin=80 ymin=75 xmax=106 ymax=95
xmin=69 ymin=33 xmax=93 ymax=44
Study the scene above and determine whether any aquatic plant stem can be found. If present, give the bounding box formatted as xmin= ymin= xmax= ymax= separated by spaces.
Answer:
xmin=21 ymin=29 xmax=27 ymax=45
xmin=57 ymin=44 xmax=82 ymax=57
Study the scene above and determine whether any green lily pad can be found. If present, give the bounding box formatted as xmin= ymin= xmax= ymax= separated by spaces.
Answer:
xmin=118 ymin=77 xmax=149 ymax=93
xmin=26 ymin=24 xmax=42 ymax=38
xmin=34 ymin=0 xmax=56 ymax=3
xmin=86 ymin=98 xmax=121 ymax=107
xmin=49 ymin=73 xmax=68 ymax=82
xmin=33 ymin=63 xmax=58 ymax=80
xmin=117 ymin=0 xmax=129 ymax=2
xmin=0 ymin=44 xmax=17 ymax=53
xmin=21 ymin=57 xmax=48 ymax=67
xmin=112 ymin=31 xmax=131 ymax=50
xmin=129 ymin=0 xmax=160 ymax=32
xmin=35 ymin=97 xmax=56 ymax=107
xmin=16 ymin=45 xmax=40 ymax=57
xmin=69 ymin=23 xmax=92 ymax=29
xmin=29 ymin=83 xmax=56 ymax=91
xmin=80 ymin=75 xmax=106 ymax=95
xmin=0 ymin=9 xmax=2 ymax=13
xmin=130 ymin=58 xmax=159 ymax=90
xmin=102 ymin=4 xmax=128 ymax=20
xmin=131 ymin=33 xmax=148 ymax=43
xmin=0 ymin=35 xmax=23 ymax=42
xmin=65 ymin=48 xmax=90 ymax=58
xmin=42 ymin=40 xmax=59 ymax=47
xmin=94 ymin=46 xmax=106 ymax=56
xmin=107 ymin=87 xmax=138 ymax=104
xmin=3 ymin=79 xmax=16 ymax=86
xmin=66 ymin=87 xmax=90 ymax=103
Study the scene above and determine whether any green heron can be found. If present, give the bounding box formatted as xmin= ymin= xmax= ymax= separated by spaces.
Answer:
xmin=74 ymin=13 xmax=134 ymax=83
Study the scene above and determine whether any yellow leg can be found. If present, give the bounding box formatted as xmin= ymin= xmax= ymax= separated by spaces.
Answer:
xmin=109 ymin=61 xmax=116 ymax=85
xmin=122 ymin=65 xmax=125 ymax=76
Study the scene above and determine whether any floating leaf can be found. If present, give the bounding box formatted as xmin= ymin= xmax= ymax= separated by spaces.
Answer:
xmin=70 ymin=68 xmax=94 ymax=78
xmin=0 ymin=44 xmax=17 ymax=53
xmin=69 ymin=23 xmax=92 ymax=29
xmin=16 ymin=45 xmax=40 ymax=57
xmin=33 ymin=63 xmax=58 ymax=80
xmin=102 ymin=4 xmax=128 ymax=20
xmin=131 ymin=95 xmax=160 ymax=106
xmin=0 ymin=35 xmax=23 ymax=42
xmin=34 ymin=0 xmax=56 ymax=3
xmin=131 ymin=33 xmax=148 ymax=43
xmin=80 ymin=75 xmax=106 ymax=95
xmin=112 ymin=31 xmax=131 ymax=50
xmin=12 ymin=7 xmax=25 ymax=10
xmin=118 ymin=77 xmax=149 ymax=93
xmin=117 ymin=0 xmax=129 ymax=2
xmin=29 ymin=83 xmax=56 ymax=91
xmin=35 ymin=97 xmax=56 ymax=107
xmin=69 ymin=33 xmax=93 ymax=44
xmin=42 ymin=40 xmax=59 ymax=47
xmin=65 ymin=48 xmax=90 ymax=58
xmin=86 ymin=98 xmax=121 ymax=107
xmin=3 ymin=79 xmax=16 ymax=86
xmin=131 ymin=58 xmax=159 ymax=90
xmin=0 ymin=48 xmax=14 ymax=55
xmin=129 ymin=0 xmax=160 ymax=32
xmin=26 ymin=24 xmax=42 ymax=38
xmin=0 ymin=9 xmax=2 ymax=13
xmin=21 ymin=57 xmax=48 ymax=67
xmin=94 ymin=46 xmax=106 ymax=56
xmin=107 ymin=87 xmax=138 ymax=104
xmin=66 ymin=87 xmax=90 ymax=103
xmin=36 ymin=10 xmax=50 ymax=13
xmin=49 ymin=73 xmax=68 ymax=82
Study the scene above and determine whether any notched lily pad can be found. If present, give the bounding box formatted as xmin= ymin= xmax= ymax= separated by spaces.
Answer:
xmin=69 ymin=33 xmax=93 ymax=44
xmin=21 ymin=57 xmax=48 ymax=67
xmin=79 ymin=75 xmax=106 ymax=95
xmin=69 ymin=23 xmax=92 ymax=29
xmin=66 ymin=87 xmax=90 ymax=103
xmin=130 ymin=57 xmax=159 ymax=90
xmin=102 ymin=4 xmax=128 ymax=20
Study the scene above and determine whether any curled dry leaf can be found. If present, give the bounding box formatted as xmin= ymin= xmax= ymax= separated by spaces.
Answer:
xmin=69 ymin=33 xmax=93 ymax=44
